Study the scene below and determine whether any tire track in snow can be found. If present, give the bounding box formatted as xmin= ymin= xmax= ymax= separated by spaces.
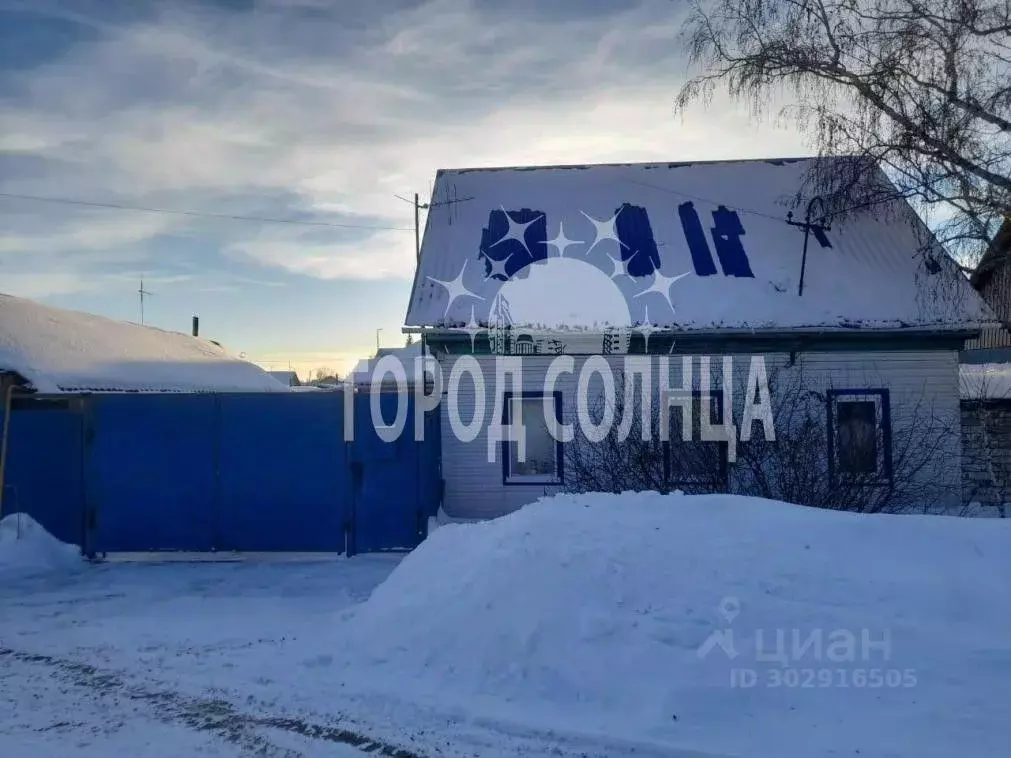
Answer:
xmin=0 ymin=647 xmax=426 ymax=758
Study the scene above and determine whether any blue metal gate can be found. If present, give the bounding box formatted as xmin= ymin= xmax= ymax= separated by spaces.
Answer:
xmin=349 ymin=393 xmax=440 ymax=554
xmin=84 ymin=394 xmax=218 ymax=552
xmin=217 ymin=392 xmax=349 ymax=551
xmin=73 ymin=390 xmax=440 ymax=556
xmin=1 ymin=397 xmax=85 ymax=546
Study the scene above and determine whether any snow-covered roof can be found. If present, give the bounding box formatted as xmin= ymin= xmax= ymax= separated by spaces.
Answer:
xmin=0 ymin=293 xmax=290 ymax=394
xmin=351 ymin=343 xmax=428 ymax=383
xmin=266 ymin=370 xmax=301 ymax=386
xmin=960 ymin=363 xmax=1011 ymax=400
xmin=406 ymin=157 xmax=994 ymax=332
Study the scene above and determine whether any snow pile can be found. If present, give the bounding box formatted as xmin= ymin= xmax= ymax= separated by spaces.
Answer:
xmin=0 ymin=293 xmax=289 ymax=393
xmin=960 ymin=362 xmax=1011 ymax=399
xmin=0 ymin=513 xmax=81 ymax=573
xmin=342 ymin=492 xmax=1011 ymax=756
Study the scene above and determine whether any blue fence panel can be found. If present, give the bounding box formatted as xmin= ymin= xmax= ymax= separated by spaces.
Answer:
xmin=217 ymin=392 xmax=350 ymax=551
xmin=59 ymin=388 xmax=444 ymax=556
xmin=1 ymin=399 xmax=84 ymax=547
xmin=419 ymin=408 xmax=443 ymax=521
xmin=85 ymin=394 xmax=218 ymax=553
xmin=350 ymin=393 xmax=433 ymax=554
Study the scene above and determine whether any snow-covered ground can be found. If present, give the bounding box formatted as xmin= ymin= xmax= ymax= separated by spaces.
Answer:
xmin=0 ymin=512 xmax=81 ymax=573
xmin=2 ymin=496 xmax=1010 ymax=758
xmin=960 ymin=361 xmax=1011 ymax=399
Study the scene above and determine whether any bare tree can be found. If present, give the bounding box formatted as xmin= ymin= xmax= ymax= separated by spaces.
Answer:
xmin=564 ymin=376 xmax=672 ymax=494
xmin=676 ymin=0 xmax=1011 ymax=265
xmin=565 ymin=367 xmax=957 ymax=513
xmin=731 ymin=368 xmax=955 ymax=513
xmin=310 ymin=366 xmax=339 ymax=385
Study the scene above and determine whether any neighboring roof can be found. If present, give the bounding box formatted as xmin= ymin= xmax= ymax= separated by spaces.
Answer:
xmin=406 ymin=157 xmax=993 ymax=332
xmin=351 ymin=343 xmax=427 ymax=383
xmin=0 ymin=293 xmax=290 ymax=394
xmin=969 ymin=216 xmax=1011 ymax=291
xmin=349 ymin=358 xmax=370 ymax=377
xmin=960 ymin=363 xmax=1011 ymax=400
xmin=266 ymin=370 xmax=301 ymax=386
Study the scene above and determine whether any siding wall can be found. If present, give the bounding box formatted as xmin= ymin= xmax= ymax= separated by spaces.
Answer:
xmin=436 ymin=350 xmax=963 ymax=519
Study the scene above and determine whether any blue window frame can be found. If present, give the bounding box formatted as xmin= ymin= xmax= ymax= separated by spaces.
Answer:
xmin=826 ymin=389 xmax=893 ymax=484
xmin=664 ymin=391 xmax=729 ymax=492
xmin=501 ymin=391 xmax=564 ymax=486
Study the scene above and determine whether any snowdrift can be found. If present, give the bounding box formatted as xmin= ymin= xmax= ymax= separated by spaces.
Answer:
xmin=342 ymin=492 xmax=1011 ymax=758
xmin=0 ymin=513 xmax=81 ymax=573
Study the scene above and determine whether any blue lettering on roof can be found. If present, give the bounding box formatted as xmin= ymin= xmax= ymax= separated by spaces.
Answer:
xmin=710 ymin=206 xmax=755 ymax=278
xmin=478 ymin=209 xmax=548 ymax=280
xmin=614 ymin=203 xmax=661 ymax=277
xmin=678 ymin=201 xmax=718 ymax=277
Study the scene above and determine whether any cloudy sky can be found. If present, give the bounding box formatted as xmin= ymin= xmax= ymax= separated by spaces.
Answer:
xmin=0 ymin=0 xmax=804 ymax=375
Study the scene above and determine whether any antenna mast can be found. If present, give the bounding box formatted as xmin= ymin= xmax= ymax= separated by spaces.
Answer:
xmin=786 ymin=197 xmax=832 ymax=297
xmin=138 ymin=278 xmax=154 ymax=324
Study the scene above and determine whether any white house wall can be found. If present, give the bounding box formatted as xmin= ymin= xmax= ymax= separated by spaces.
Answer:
xmin=435 ymin=350 xmax=962 ymax=519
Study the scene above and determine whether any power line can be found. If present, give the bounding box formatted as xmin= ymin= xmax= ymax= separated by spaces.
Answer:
xmin=629 ymin=171 xmax=953 ymax=229
xmin=0 ymin=191 xmax=415 ymax=231
xmin=625 ymin=175 xmax=936 ymax=237
xmin=625 ymin=178 xmax=789 ymax=224
xmin=397 ymin=191 xmax=474 ymax=260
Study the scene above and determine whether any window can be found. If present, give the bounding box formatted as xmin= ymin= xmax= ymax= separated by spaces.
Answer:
xmin=827 ymin=389 xmax=892 ymax=483
xmin=502 ymin=392 xmax=563 ymax=485
xmin=665 ymin=392 xmax=728 ymax=492
xmin=837 ymin=401 xmax=877 ymax=473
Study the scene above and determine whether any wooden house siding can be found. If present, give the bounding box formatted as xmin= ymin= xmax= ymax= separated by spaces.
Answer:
xmin=436 ymin=350 xmax=963 ymax=519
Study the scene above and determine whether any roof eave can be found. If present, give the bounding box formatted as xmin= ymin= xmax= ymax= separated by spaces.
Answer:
xmin=433 ymin=154 xmax=841 ymax=177
xmin=413 ymin=324 xmax=982 ymax=337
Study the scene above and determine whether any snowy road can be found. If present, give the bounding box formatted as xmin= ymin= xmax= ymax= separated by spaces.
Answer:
xmin=1 ymin=647 xmax=372 ymax=758
xmin=0 ymin=556 xmax=420 ymax=758
xmin=0 ymin=556 xmax=693 ymax=758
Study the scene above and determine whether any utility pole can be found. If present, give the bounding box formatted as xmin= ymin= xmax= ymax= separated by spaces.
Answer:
xmin=414 ymin=192 xmax=422 ymax=261
xmin=376 ymin=328 xmax=382 ymax=352
xmin=786 ymin=197 xmax=832 ymax=297
xmin=138 ymin=279 xmax=154 ymax=325
xmin=400 ymin=189 xmax=474 ymax=364
xmin=400 ymin=190 xmax=473 ymax=261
